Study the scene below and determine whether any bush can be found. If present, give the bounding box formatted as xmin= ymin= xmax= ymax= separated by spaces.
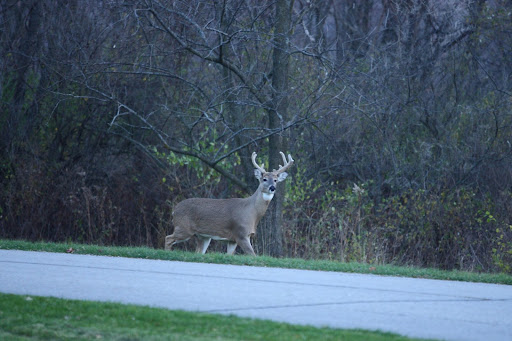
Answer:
xmin=284 ymin=178 xmax=512 ymax=273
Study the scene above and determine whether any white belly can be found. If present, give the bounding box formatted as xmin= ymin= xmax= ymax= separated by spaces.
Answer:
xmin=198 ymin=233 xmax=230 ymax=241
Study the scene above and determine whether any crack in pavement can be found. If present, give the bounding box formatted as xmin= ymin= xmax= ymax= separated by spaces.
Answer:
xmin=204 ymin=297 xmax=489 ymax=313
xmin=206 ymin=298 xmax=510 ymax=329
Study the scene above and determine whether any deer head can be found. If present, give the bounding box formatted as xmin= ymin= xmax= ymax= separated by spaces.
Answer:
xmin=252 ymin=151 xmax=294 ymax=201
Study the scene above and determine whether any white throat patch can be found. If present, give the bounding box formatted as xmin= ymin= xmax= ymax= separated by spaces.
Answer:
xmin=262 ymin=192 xmax=275 ymax=201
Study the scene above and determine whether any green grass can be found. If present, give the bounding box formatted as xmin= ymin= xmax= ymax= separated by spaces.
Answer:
xmin=1 ymin=239 xmax=511 ymax=285
xmin=0 ymin=293 xmax=423 ymax=340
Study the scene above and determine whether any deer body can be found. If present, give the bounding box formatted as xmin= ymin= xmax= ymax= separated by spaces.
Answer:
xmin=165 ymin=152 xmax=294 ymax=256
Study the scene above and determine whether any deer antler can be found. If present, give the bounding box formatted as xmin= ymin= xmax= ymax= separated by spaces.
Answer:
xmin=275 ymin=151 xmax=294 ymax=174
xmin=251 ymin=152 xmax=267 ymax=173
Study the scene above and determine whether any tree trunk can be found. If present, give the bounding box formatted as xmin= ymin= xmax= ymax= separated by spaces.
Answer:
xmin=4 ymin=1 xmax=42 ymax=156
xmin=255 ymin=0 xmax=292 ymax=257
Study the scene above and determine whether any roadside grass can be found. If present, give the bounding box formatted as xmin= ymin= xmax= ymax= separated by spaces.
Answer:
xmin=1 ymin=239 xmax=511 ymax=285
xmin=0 ymin=293 xmax=422 ymax=341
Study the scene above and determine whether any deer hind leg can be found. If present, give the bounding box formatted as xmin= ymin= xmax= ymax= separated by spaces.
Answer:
xmin=235 ymin=236 xmax=256 ymax=256
xmin=196 ymin=236 xmax=212 ymax=254
xmin=165 ymin=235 xmax=176 ymax=250
xmin=165 ymin=228 xmax=193 ymax=251
xmin=226 ymin=242 xmax=237 ymax=255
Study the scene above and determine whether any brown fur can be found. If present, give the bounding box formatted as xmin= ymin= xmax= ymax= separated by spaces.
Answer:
xmin=165 ymin=152 xmax=293 ymax=255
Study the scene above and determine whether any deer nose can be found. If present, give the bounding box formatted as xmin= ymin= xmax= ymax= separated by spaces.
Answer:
xmin=269 ymin=185 xmax=276 ymax=192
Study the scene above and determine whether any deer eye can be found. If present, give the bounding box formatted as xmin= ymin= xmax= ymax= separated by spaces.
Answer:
xmin=274 ymin=179 xmax=277 ymax=182
xmin=263 ymin=178 xmax=268 ymax=182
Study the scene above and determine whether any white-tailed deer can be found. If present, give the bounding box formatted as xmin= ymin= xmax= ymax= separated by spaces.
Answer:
xmin=165 ymin=152 xmax=294 ymax=255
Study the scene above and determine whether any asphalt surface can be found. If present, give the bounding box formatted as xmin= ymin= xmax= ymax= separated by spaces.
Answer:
xmin=1 ymin=250 xmax=511 ymax=340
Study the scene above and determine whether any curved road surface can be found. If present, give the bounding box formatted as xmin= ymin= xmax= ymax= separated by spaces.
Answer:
xmin=1 ymin=250 xmax=511 ymax=340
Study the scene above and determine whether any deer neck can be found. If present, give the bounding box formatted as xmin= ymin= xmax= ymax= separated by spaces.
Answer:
xmin=250 ymin=184 xmax=273 ymax=216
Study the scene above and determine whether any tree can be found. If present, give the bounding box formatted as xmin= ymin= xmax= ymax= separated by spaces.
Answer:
xmin=256 ymin=0 xmax=293 ymax=257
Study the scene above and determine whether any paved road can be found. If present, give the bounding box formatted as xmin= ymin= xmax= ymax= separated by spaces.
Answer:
xmin=1 ymin=250 xmax=511 ymax=340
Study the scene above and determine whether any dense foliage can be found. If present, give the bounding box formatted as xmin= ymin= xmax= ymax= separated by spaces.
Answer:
xmin=1 ymin=0 xmax=511 ymax=272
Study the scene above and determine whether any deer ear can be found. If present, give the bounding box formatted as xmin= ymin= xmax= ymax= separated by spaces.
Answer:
xmin=254 ymin=169 xmax=263 ymax=180
xmin=277 ymin=172 xmax=288 ymax=182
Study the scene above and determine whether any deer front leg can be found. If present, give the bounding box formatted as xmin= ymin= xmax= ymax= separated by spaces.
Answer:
xmin=235 ymin=236 xmax=256 ymax=256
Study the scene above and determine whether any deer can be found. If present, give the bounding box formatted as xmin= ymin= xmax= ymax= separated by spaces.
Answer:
xmin=164 ymin=151 xmax=294 ymax=256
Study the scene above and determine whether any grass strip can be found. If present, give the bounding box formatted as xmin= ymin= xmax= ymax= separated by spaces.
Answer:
xmin=0 ymin=293 xmax=423 ymax=341
xmin=1 ymin=239 xmax=511 ymax=285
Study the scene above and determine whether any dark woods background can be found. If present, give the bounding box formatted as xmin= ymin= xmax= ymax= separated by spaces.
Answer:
xmin=1 ymin=0 xmax=511 ymax=272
